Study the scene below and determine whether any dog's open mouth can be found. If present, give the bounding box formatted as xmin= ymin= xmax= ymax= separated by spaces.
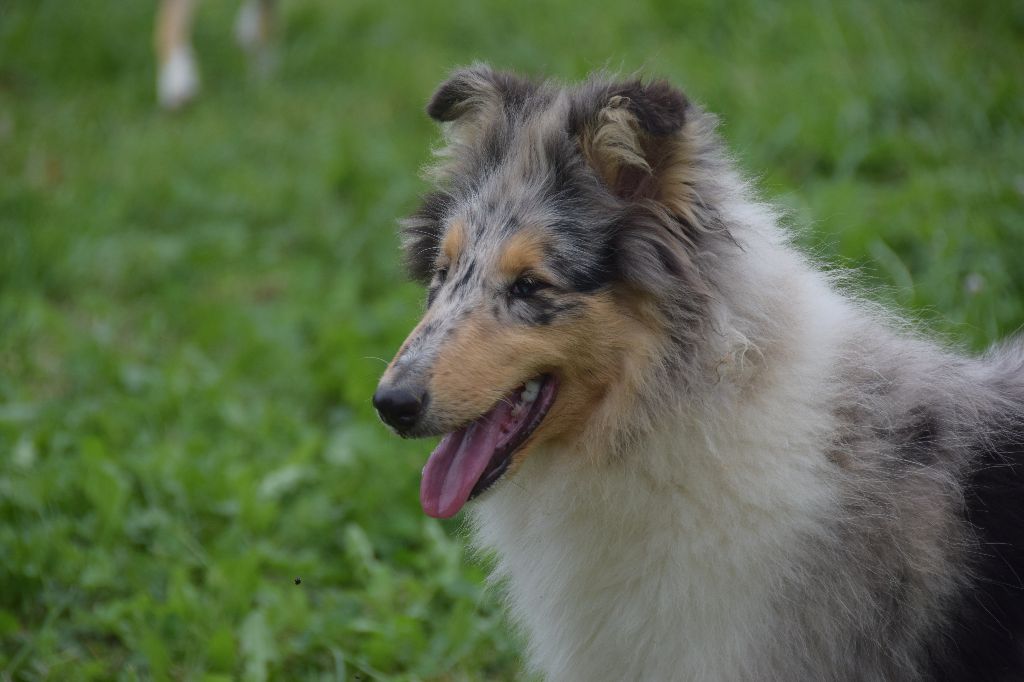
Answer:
xmin=420 ymin=374 xmax=558 ymax=518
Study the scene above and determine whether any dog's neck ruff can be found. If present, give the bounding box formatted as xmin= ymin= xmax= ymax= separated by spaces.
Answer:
xmin=470 ymin=255 xmax=854 ymax=681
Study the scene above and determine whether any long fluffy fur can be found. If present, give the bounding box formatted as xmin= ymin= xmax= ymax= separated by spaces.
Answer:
xmin=396 ymin=65 xmax=1024 ymax=681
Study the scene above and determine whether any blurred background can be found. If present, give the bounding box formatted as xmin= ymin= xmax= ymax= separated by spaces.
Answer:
xmin=0 ymin=0 xmax=1022 ymax=679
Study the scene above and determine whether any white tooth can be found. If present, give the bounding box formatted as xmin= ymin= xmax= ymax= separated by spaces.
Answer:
xmin=521 ymin=379 xmax=540 ymax=404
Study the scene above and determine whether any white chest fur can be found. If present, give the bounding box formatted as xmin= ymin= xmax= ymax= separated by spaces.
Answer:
xmin=472 ymin=407 xmax=839 ymax=680
xmin=470 ymin=285 xmax=848 ymax=680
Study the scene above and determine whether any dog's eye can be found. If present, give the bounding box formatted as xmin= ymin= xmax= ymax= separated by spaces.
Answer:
xmin=510 ymin=276 xmax=546 ymax=298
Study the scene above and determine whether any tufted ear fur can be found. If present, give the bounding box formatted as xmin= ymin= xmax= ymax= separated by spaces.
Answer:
xmin=574 ymin=78 xmax=727 ymax=302
xmin=424 ymin=64 xmax=539 ymax=182
xmin=605 ymin=79 xmax=689 ymax=137
xmin=577 ymin=78 xmax=690 ymax=202
xmin=426 ymin=63 xmax=536 ymax=123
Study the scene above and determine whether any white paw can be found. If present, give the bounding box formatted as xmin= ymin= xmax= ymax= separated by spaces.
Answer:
xmin=158 ymin=46 xmax=200 ymax=110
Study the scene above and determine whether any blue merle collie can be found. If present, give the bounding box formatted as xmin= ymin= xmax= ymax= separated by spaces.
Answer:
xmin=373 ymin=65 xmax=1024 ymax=681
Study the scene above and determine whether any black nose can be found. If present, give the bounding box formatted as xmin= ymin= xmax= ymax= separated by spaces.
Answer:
xmin=372 ymin=386 xmax=426 ymax=430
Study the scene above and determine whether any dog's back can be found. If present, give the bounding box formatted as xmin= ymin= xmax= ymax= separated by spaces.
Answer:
xmin=928 ymin=344 xmax=1024 ymax=681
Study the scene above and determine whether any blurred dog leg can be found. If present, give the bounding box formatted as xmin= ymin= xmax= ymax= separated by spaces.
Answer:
xmin=155 ymin=0 xmax=200 ymax=110
xmin=235 ymin=0 xmax=277 ymax=78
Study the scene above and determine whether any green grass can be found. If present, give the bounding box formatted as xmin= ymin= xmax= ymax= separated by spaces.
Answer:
xmin=1 ymin=0 xmax=1022 ymax=679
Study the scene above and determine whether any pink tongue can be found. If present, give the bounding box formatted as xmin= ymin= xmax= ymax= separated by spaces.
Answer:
xmin=420 ymin=396 xmax=517 ymax=518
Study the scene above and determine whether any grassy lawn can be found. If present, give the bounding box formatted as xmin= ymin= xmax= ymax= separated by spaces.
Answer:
xmin=0 ymin=0 xmax=1021 ymax=679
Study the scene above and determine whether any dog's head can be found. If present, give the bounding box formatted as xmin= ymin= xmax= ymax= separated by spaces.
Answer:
xmin=374 ymin=65 xmax=724 ymax=517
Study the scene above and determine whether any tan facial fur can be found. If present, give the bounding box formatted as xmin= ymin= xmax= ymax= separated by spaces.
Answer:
xmin=441 ymin=220 xmax=466 ymax=265
xmin=497 ymin=227 xmax=550 ymax=279
xmin=425 ymin=266 xmax=665 ymax=471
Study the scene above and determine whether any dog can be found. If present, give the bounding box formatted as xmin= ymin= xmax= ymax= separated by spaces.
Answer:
xmin=373 ymin=65 xmax=1024 ymax=681
xmin=154 ymin=0 xmax=276 ymax=110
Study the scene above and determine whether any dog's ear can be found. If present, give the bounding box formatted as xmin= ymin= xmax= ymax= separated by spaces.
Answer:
xmin=576 ymin=78 xmax=725 ymax=297
xmin=426 ymin=64 xmax=535 ymax=123
xmin=576 ymin=78 xmax=690 ymax=201
xmin=605 ymin=79 xmax=688 ymax=137
xmin=424 ymin=65 xmax=539 ymax=183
